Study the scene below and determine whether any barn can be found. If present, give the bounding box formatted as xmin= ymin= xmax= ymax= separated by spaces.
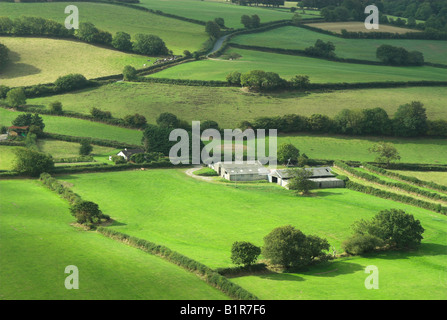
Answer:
xmin=212 ymin=161 xmax=270 ymax=181
xmin=268 ymin=167 xmax=345 ymax=189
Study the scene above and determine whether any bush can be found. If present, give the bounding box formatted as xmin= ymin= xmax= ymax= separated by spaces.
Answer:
xmin=6 ymin=88 xmax=26 ymax=107
xmin=262 ymin=225 xmax=329 ymax=268
xmin=70 ymin=200 xmax=106 ymax=225
xmin=13 ymin=148 xmax=54 ymax=177
xmin=54 ymin=74 xmax=88 ymax=91
xmin=231 ymin=241 xmax=261 ymax=267
xmin=49 ymin=101 xmax=63 ymax=114
xmin=79 ymin=139 xmax=93 ymax=156
xmin=277 ymin=143 xmax=299 ymax=165
xmin=133 ymin=34 xmax=169 ymax=56
xmin=342 ymin=233 xmax=384 ymax=255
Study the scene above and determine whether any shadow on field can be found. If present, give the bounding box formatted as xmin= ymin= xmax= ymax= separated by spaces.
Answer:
xmin=0 ymin=51 xmax=41 ymax=79
xmin=257 ymin=273 xmax=304 ymax=282
xmin=368 ymin=243 xmax=447 ymax=260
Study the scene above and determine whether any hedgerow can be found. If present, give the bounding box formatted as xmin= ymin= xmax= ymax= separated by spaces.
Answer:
xmin=334 ymin=161 xmax=447 ymax=214
xmin=97 ymin=227 xmax=259 ymax=300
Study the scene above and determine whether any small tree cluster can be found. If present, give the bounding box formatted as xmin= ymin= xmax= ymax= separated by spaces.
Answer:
xmin=240 ymin=14 xmax=261 ymax=28
xmin=342 ymin=209 xmax=425 ymax=255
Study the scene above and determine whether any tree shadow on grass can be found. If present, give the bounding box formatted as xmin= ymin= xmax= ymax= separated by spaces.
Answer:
xmin=0 ymin=50 xmax=41 ymax=79
xmin=363 ymin=243 xmax=447 ymax=261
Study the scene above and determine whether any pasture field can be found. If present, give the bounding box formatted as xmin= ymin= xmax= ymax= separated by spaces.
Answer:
xmin=0 ymin=145 xmax=24 ymax=171
xmin=37 ymin=139 xmax=118 ymax=160
xmin=306 ymin=21 xmax=420 ymax=34
xmin=273 ymin=134 xmax=447 ymax=164
xmin=59 ymin=169 xmax=447 ymax=299
xmin=29 ymin=83 xmax=447 ymax=124
xmin=151 ymin=48 xmax=447 ymax=82
xmin=230 ymin=26 xmax=447 ymax=64
xmin=136 ymin=0 xmax=314 ymax=28
xmin=0 ymin=179 xmax=229 ymax=300
xmin=0 ymin=2 xmax=207 ymax=54
xmin=0 ymin=37 xmax=152 ymax=87
xmin=0 ymin=108 xmax=142 ymax=146
xmin=390 ymin=171 xmax=447 ymax=188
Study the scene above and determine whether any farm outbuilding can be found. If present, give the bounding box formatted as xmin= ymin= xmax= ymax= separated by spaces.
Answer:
xmin=113 ymin=148 xmax=144 ymax=161
xmin=212 ymin=161 xmax=270 ymax=181
xmin=268 ymin=167 xmax=344 ymax=189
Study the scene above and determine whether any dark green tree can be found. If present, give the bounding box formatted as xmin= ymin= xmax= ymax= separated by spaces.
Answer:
xmin=393 ymin=101 xmax=428 ymax=137
xmin=231 ymin=241 xmax=261 ymax=267
xmin=277 ymin=143 xmax=300 ymax=165
xmin=112 ymin=31 xmax=133 ymax=51
xmin=13 ymin=148 xmax=54 ymax=177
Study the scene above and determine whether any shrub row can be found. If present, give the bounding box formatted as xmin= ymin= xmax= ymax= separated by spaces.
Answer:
xmin=24 ymin=105 xmax=146 ymax=130
xmin=346 ymin=162 xmax=447 ymax=202
xmin=139 ymin=77 xmax=229 ymax=87
xmin=0 ymin=140 xmax=25 ymax=146
xmin=215 ymin=264 xmax=268 ymax=277
xmin=363 ymin=163 xmax=447 ymax=194
xmin=334 ymin=161 xmax=447 ymax=214
xmin=52 ymin=156 xmax=95 ymax=163
xmin=39 ymin=172 xmax=82 ymax=205
xmin=97 ymin=227 xmax=258 ymax=300
xmin=381 ymin=162 xmax=447 ymax=172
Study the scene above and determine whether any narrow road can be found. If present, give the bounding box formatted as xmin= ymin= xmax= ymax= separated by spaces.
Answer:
xmin=207 ymin=34 xmax=231 ymax=57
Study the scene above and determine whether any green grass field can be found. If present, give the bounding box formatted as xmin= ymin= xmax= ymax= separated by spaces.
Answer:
xmin=0 ymin=145 xmax=24 ymax=170
xmin=136 ymin=0 xmax=314 ymax=28
xmin=0 ymin=2 xmax=207 ymax=54
xmin=306 ymin=21 xmax=419 ymax=34
xmin=28 ymin=83 xmax=447 ymax=124
xmin=274 ymin=134 xmax=447 ymax=164
xmin=37 ymin=140 xmax=118 ymax=160
xmin=0 ymin=179 xmax=228 ymax=299
xmin=230 ymin=26 xmax=447 ymax=64
xmin=0 ymin=37 xmax=153 ymax=87
xmin=0 ymin=108 xmax=142 ymax=146
xmin=151 ymin=48 xmax=447 ymax=82
xmin=59 ymin=169 xmax=447 ymax=299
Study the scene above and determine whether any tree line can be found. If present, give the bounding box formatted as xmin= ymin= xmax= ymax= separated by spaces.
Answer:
xmin=0 ymin=16 xmax=171 ymax=56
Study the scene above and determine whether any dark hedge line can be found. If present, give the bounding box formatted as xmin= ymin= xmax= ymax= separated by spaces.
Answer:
xmin=41 ymin=133 xmax=141 ymax=149
xmin=24 ymin=105 xmax=146 ymax=130
xmin=363 ymin=163 xmax=447 ymax=194
xmin=301 ymin=23 xmax=447 ymax=41
xmin=50 ymin=159 xmax=186 ymax=175
xmin=139 ymin=77 xmax=229 ymax=87
xmin=20 ymin=80 xmax=100 ymax=99
xmin=381 ymin=163 xmax=447 ymax=172
xmin=0 ymin=140 xmax=25 ymax=146
xmin=97 ymin=227 xmax=259 ymax=300
xmin=53 ymin=155 xmax=95 ymax=163
xmin=216 ymin=264 xmax=268 ymax=277
xmin=336 ymin=161 xmax=447 ymax=203
xmin=334 ymin=161 xmax=447 ymax=214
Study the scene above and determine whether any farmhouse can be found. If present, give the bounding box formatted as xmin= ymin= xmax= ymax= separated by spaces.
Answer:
xmin=268 ymin=167 xmax=345 ymax=189
xmin=7 ymin=126 xmax=29 ymax=137
xmin=114 ymin=148 xmax=144 ymax=161
xmin=211 ymin=161 xmax=270 ymax=181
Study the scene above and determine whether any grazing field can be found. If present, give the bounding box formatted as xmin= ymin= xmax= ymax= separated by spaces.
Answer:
xmin=37 ymin=140 xmax=118 ymax=160
xmin=0 ymin=108 xmax=142 ymax=146
xmin=305 ymin=21 xmax=420 ymax=34
xmin=60 ymin=169 xmax=447 ymax=299
xmin=390 ymin=171 xmax=447 ymax=187
xmin=0 ymin=179 xmax=229 ymax=300
xmin=151 ymin=48 xmax=447 ymax=82
xmin=29 ymin=83 xmax=447 ymax=124
xmin=136 ymin=0 xmax=313 ymax=28
xmin=274 ymin=134 xmax=447 ymax=164
xmin=0 ymin=37 xmax=152 ymax=87
xmin=0 ymin=145 xmax=24 ymax=171
xmin=0 ymin=2 xmax=207 ymax=54
xmin=230 ymin=26 xmax=447 ymax=64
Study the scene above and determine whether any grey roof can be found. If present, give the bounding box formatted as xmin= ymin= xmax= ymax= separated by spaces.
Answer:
xmin=271 ymin=167 xmax=334 ymax=179
xmin=217 ymin=161 xmax=270 ymax=176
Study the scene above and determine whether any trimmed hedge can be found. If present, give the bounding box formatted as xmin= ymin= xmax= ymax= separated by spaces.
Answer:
xmin=334 ymin=161 xmax=447 ymax=214
xmin=363 ymin=163 xmax=447 ymax=194
xmin=97 ymin=227 xmax=259 ymax=300
xmin=39 ymin=172 xmax=82 ymax=205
